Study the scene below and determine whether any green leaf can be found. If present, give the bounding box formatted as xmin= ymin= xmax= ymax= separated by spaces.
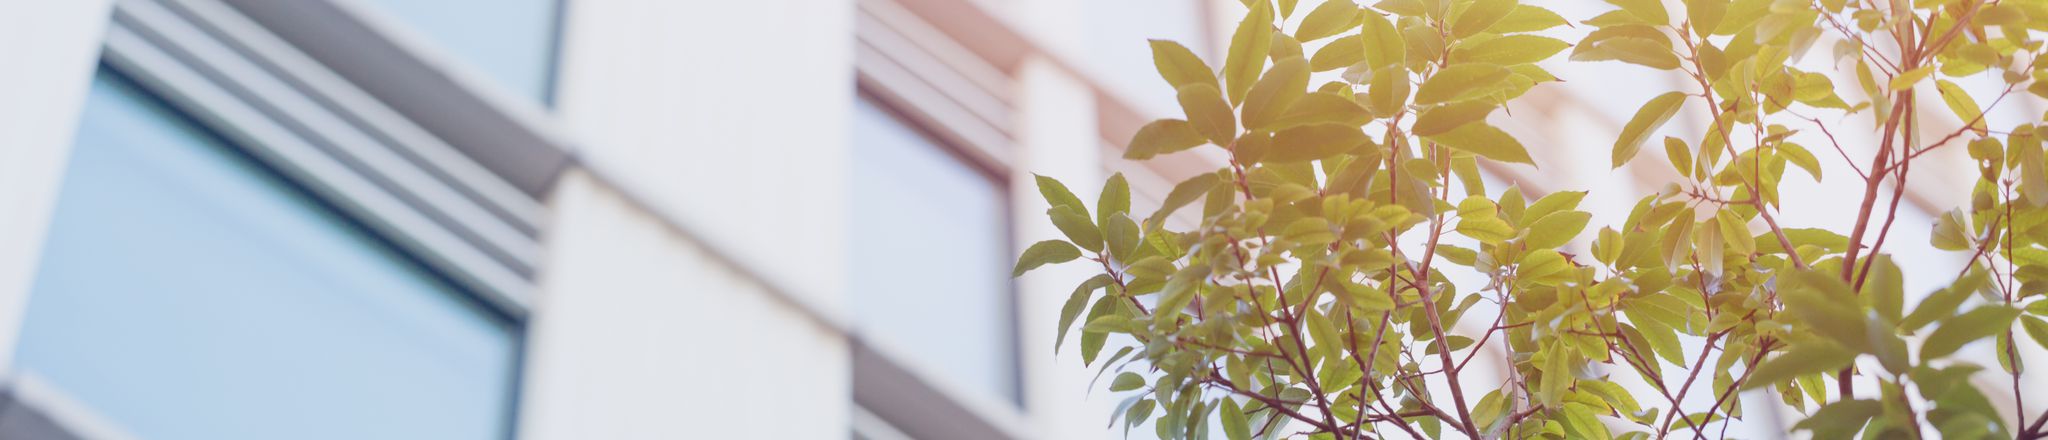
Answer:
xmin=1224 ymin=0 xmax=1275 ymax=104
xmin=1178 ymin=84 xmax=1238 ymax=146
xmin=1904 ymin=269 xmax=1987 ymax=332
xmin=1149 ymin=39 xmax=1218 ymax=91
xmin=1492 ymin=5 xmax=1568 ymax=33
xmin=2024 ymin=316 xmax=2048 ymax=352
xmin=1457 ymin=199 xmax=1516 ymax=244
xmin=1780 ymin=142 xmax=1822 ymax=181
xmin=1931 ymin=209 xmax=1972 ymax=251
xmin=1451 ymin=0 xmax=1515 ymax=38
xmin=1221 ymin=398 xmax=1251 ymax=440
xmin=1294 ymin=0 xmax=1360 ymax=41
xmin=1526 ymin=211 xmax=1591 ymax=249
xmin=1523 ymin=190 xmax=1587 ymax=222
xmin=1571 ymin=26 xmax=1678 ymax=70
xmin=1867 ymin=254 xmax=1904 ymax=323
xmin=1124 ymin=399 xmax=1156 ymax=433
xmin=1452 ymin=35 xmax=1571 ymax=65
xmin=1359 ymin=12 xmax=1405 ymax=69
xmin=1098 ymin=173 xmax=1130 ymax=226
xmin=2017 ymin=130 xmax=2048 ymax=207
xmin=1663 ymin=136 xmax=1694 ymax=176
xmin=1612 ymin=92 xmax=1687 ymax=168
xmin=1934 ymin=79 xmax=1986 ymax=136
xmin=1367 ymin=66 xmax=1410 ymax=117
xmin=1658 ymin=217 xmax=1692 ymax=271
xmin=1783 ymin=270 xmax=1872 ymax=352
xmin=1687 ymin=0 xmax=1727 ymax=36
xmin=1744 ymin=341 xmax=1858 ymax=390
xmin=1889 ymin=66 xmax=1933 ymax=91
xmin=1343 ymin=280 xmax=1394 ymax=312
xmin=1921 ymin=305 xmax=2021 ymax=361
xmin=1791 ymin=399 xmax=1881 ymax=439
xmin=1560 ymin=402 xmax=1612 ymax=439
xmin=1104 ymin=215 xmax=1140 ymax=260
xmin=1518 ymin=249 xmax=1572 ymax=283
xmin=1715 ymin=209 xmax=1753 ymax=255
xmin=1412 ymin=100 xmax=1498 ymax=136
xmin=1153 ymin=265 xmax=1212 ymax=325
xmin=1125 ymin=119 xmax=1209 ymax=160
xmin=1309 ymin=33 xmax=1364 ymax=71
xmin=1035 ymin=174 xmax=1088 ymax=217
xmin=1110 ymin=372 xmax=1145 ymax=392
xmin=1272 ymin=91 xmax=1371 ymax=130
xmin=1268 ymin=123 xmax=1367 ymax=163
xmin=1633 ymin=320 xmax=1686 ymax=366
xmin=1149 ymin=172 xmax=1221 ymax=225
xmin=1414 ymin=63 xmax=1511 ymax=105
xmin=1426 ymin=122 xmax=1535 ymax=165
xmin=1014 ymin=240 xmax=1082 ymax=277
xmin=1607 ymin=0 xmax=1667 ymax=24
xmin=1056 ymin=274 xmax=1113 ymax=353
xmin=1241 ymin=57 xmax=1310 ymax=131
xmin=1050 ymin=205 xmax=1105 ymax=253
xmin=1081 ymin=295 xmax=1115 ymax=365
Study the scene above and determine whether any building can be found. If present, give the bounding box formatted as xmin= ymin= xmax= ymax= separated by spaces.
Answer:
xmin=0 ymin=0 xmax=2038 ymax=439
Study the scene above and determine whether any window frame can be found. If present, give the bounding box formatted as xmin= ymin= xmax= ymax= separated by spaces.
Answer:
xmin=849 ymin=0 xmax=1036 ymax=438
xmin=0 ymin=0 xmax=551 ymax=437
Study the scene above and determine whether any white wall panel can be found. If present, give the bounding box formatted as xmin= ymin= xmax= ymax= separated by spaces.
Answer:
xmin=552 ymin=0 xmax=854 ymax=312
xmin=521 ymin=171 xmax=849 ymax=440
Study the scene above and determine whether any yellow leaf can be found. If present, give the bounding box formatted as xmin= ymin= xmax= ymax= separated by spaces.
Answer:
xmin=1124 ymin=119 xmax=1208 ymax=160
xmin=1427 ymin=122 xmax=1534 ymax=165
xmin=1490 ymin=5 xmax=1567 ymax=33
xmin=1148 ymin=40 xmax=1217 ymax=91
xmin=1414 ymin=63 xmax=1510 ymax=105
xmin=1268 ymin=123 xmax=1367 ymax=163
xmin=1224 ymin=0 xmax=1275 ymax=104
xmin=1176 ymin=84 xmax=1237 ymax=145
xmin=1452 ymin=35 xmax=1571 ymax=65
xmin=1888 ymin=66 xmax=1933 ymax=91
xmin=1450 ymin=0 xmax=1515 ymax=38
xmin=1612 ymin=92 xmax=1688 ymax=168
xmin=1412 ymin=100 xmax=1498 ymax=136
xmin=1294 ymin=0 xmax=1361 ymax=42
xmin=1933 ymin=79 xmax=1986 ymax=135
xmin=1240 ymin=57 xmax=1310 ymax=131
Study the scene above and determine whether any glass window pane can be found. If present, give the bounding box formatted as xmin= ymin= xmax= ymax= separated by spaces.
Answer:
xmin=15 ymin=71 xmax=519 ymax=440
xmin=849 ymin=97 xmax=1017 ymax=404
xmin=350 ymin=0 xmax=560 ymax=102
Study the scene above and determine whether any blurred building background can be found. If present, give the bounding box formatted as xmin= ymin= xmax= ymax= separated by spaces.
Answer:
xmin=0 ymin=0 xmax=2038 ymax=439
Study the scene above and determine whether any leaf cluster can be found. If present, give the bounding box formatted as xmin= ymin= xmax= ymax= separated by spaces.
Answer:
xmin=1018 ymin=0 xmax=2048 ymax=438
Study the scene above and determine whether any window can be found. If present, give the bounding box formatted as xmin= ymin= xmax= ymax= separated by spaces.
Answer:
xmin=13 ymin=71 xmax=520 ymax=440
xmin=349 ymin=0 xmax=562 ymax=102
xmin=849 ymin=96 xmax=1018 ymax=405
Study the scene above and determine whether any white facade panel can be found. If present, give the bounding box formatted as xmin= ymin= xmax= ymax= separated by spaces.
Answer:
xmin=521 ymin=170 xmax=850 ymax=440
xmin=553 ymin=0 xmax=855 ymax=313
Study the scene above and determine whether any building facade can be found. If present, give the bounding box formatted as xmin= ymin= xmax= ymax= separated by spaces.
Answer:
xmin=0 ymin=0 xmax=1226 ymax=438
xmin=0 ymin=0 xmax=2039 ymax=439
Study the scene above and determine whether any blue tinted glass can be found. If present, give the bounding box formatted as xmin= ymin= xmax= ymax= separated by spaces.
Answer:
xmin=849 ymin=97 xmax=1017 ymax=404
xmin=353 ymin=0 xmax=559 ymax=102
xmin=15 ymin=71 xmax=519 ymax=440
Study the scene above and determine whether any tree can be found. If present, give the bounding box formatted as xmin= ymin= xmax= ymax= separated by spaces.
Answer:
xmin=1014 ymin=0 xmax=2048 ymax=438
